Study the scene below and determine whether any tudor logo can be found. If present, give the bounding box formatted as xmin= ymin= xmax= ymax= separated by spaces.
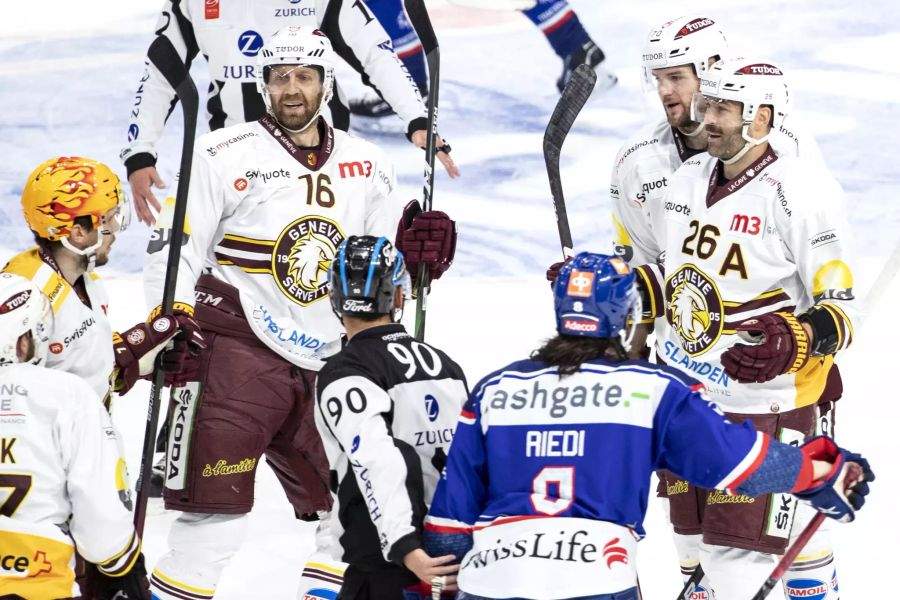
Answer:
xmin=233 ymin=178 xmax=248 ymax=191
xmin=665 ymin=264 xmax=724 ymax=357
xmin=738 ymin=64 xmax=783 ymax=76
xmin=272 ymin=216 xmax=345 ymax=306
xmin=0 ymin=290 xmax=31 ymax=314
xmin=677 ymin=17 xmax=714 ymax=38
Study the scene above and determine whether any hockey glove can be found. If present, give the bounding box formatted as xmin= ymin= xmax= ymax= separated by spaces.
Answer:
xmin=86 ymin=552 xmax=151 ymax=600
xmin=395 ymin=200 xmax=457 ymax=281
xmin=721 ymin=312 xmax=810 ymax=383
xmin=546 ymin=258 xmax=570 ymax=286
xmin=114 ymin=315 xmax=182 ymax=393
xmin=793 ymin=436 xmax=874 ymax=523
xmin=160 ymin=310 xmax=207 ymax=387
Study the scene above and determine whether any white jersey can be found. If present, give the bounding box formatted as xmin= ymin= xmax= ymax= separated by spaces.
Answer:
xmin=3 ymin=248 xmax=114 ymax=401
xmin=638 ymin=147 xmax=859 ymax=414
xmin=0 ymin=364 xmax=139 ymax=599
xmin=611 ymin=115 xmax=823 ymax=269
xmin=144 ymin=117 xmax=400 ymax=370
xmin=121 ymin=0 xmax=425 ymax=173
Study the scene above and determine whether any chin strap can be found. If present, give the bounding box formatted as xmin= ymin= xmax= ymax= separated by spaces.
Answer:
xmin=60 ymin=234 xmax=103 ymax=271
xmin=678 ymin=121 xmax=705 ymax=137
xmin=722 ymin=124 xmax=771 ymax=166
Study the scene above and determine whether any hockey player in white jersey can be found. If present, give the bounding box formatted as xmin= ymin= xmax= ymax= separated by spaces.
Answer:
xmin=632 ymin=57 xmax=859 ymax=598
xmin=2 ymin=156 xmax=202 ymax=405
xmin=423 ymin=253 xmax=872 ymax=600
xmin=123 ymin=0 xmax=458 ymax=225
xmin=0 ymin=273 xmax=150 ymax=600
xmin=314 ymin=235 xmax=468 ymax=599
xmin=143 ymin=27 xmax=458 ymax=600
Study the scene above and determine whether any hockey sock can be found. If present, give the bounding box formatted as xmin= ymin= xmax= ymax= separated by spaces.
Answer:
xmin=522 ymin=0 xmax=591 ymax=59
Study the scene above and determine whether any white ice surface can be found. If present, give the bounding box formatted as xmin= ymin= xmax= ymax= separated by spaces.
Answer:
xmin=2 ymin=0 xmax=899 ymax=598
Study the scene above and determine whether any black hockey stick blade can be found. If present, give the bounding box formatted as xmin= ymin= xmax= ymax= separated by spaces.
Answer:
xmin=543 ymin=63 xmax=596 ymax=258
xmin=134 ymin=35 xmax=199 ymax=537
xmin=404 ymin=0 xmax=440 ymax=339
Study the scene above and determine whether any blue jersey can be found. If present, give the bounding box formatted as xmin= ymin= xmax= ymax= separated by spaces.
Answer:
xmin=424 ymin=357 xmax=781 ymax=599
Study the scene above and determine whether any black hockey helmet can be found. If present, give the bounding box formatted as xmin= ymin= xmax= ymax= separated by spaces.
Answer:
xmin=329 ymin=235 xmax=410 ymax=319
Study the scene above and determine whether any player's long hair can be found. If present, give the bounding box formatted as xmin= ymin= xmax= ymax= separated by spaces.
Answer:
xmin=531 ymin=335 xmax=627 ymax=376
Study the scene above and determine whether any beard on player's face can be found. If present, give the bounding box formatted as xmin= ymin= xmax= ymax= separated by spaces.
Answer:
xmin=273 ymin=88 xmax=323 ymax=131
xmin=705 ymin=120 xmax=747 ymax=160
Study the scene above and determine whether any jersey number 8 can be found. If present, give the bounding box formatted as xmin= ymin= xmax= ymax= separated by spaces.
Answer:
xmin=531 ymin=466 xmax=574 ymax=516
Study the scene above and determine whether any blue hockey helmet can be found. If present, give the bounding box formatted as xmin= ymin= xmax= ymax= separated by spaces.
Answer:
xmin=329 ymin=235 xmax=410 ymax=319
xmin=554 ymin=252 xmax=640 ymax=339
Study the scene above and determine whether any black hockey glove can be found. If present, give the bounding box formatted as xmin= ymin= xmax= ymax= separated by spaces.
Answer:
xmin=86 ymin=552 xmax=151 ymax=600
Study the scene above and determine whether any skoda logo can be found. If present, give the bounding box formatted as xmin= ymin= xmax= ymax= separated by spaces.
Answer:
xmin=425 ymin=394 xmax=439 ymax=422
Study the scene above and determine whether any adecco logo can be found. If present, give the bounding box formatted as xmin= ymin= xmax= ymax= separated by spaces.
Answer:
xmin=737 ymin=64 xmax=783 ymax=76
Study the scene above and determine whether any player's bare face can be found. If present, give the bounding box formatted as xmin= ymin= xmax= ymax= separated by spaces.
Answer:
xmin=653 ymin=66 xmax=700 ymax=128
xmin=268 ymin=65 xmax=324 ymax=131
xmin=704 ymin=100 xmax=745 ymax=160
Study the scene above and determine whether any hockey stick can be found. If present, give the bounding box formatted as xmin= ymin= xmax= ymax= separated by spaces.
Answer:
xmin=133 ymin=36 xmax=198 ymax=537
xmin=404 ymin=0 xmax=440 ymax=340
xmin=543 ymin=64 xmax=596 ymax=259
xmin=674 ymin=566 xmax=705 ymax=600
xmin=750 ymin=512 xmax=826 ymax=600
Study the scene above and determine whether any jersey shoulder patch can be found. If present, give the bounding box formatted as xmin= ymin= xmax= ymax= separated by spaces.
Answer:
xmin=3 ymin=248 xmax=72 ymax=314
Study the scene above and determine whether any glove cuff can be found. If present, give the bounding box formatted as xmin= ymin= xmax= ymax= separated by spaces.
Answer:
xmin=148 ymin=302 xmax=195 ymax=321
xmin=777 ymin=311 xmax=810 ymax=374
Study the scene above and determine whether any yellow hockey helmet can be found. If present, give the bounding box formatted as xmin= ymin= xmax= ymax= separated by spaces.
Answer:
xmin=21 ymin=157 xmax=128 ymax=241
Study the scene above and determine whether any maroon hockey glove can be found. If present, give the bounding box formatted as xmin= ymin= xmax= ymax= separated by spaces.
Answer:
xmin=546 ymin=259 xmax=568 ymax=285
xmin=395 ymin=200 xmax=457 ymax=280
xmin=721 ymin=312 xmax=810 ymax=384
xmin=160 ymin=311 xmax=207 ymax=387
xmin=114 ymin=315 xmax=182 ymax=393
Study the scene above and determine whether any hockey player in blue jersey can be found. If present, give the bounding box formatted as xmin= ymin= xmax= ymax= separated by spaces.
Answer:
xmin=422 ymin=252 xmax=873 ymax=600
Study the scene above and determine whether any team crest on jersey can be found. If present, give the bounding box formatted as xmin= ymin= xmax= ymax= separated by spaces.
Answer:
xmin=665 ymin=264 xmax=724 ymax=357
xmin=272 ymin=216 xmax=345 ymax=306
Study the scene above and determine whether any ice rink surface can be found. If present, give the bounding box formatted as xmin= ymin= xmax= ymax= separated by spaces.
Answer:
xmin=2 ymin=0 xmax=899 ymax=597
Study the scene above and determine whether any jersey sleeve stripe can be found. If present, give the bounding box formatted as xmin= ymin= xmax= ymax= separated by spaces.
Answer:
xmin=634 ymin=264 xmax=664 ymax=319
xmin=821 ymin=302 xmax=853 ymax=349
xmin=714 ymin=431 xmax=769 ymax=491
xmin=459 ymin=409 xmax=476 ymax=425
xmin=98 ymin=533 xmax=141 ymax=577
xmin=424 ymin=516 xmax=473 ymax=533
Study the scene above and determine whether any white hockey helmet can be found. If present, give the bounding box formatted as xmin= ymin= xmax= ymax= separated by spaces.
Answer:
xmin=693 ymin=57 xmax=790 ymax=163
xmin=642 ymin=15 xmax=727 ymax=76
xmin=256 ymin=27 xmax=337 ymax=131
xmin=698 ymin=56 xmax=789 ymax=129
xmin=0 ymin=273 xmax=52 ymax=366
